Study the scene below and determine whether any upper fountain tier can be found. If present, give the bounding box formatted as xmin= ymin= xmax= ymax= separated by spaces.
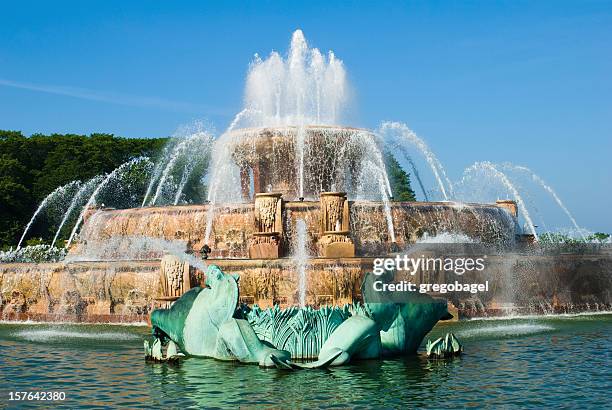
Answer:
xmin=211 ymin=125 xmax=389 ymax=201
xmin=203 ymin=30 xmax=374 ymax=202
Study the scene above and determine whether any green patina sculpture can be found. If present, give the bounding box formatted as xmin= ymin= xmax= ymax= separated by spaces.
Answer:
xmin=426 ymin=333 xmax=463 ymax=358
xmin=146 ymin=264 xmax=459 ymax=368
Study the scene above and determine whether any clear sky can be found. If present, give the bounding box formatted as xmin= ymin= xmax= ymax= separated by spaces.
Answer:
xmin=1 ymin=1 xmax=610 ymax=232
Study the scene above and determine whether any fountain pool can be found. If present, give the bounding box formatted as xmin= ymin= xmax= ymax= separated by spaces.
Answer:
xmin=1 ymin=314 xmax=610 ymax=407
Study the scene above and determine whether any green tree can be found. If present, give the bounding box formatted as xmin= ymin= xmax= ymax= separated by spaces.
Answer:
xmin=385 ymin=152 xmax=416 ymax=201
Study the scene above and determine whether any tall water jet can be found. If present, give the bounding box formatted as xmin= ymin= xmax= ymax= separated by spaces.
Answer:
xmin=51 ymin=176 xmax=103 ymax=247
xmin=17 ymin=180 xmax=81 ymax=249
xmin=502 ymin=164 xmax=585 ymax=240
xmin=241 ymin=29 xmax=347 ymax=128
xmin=379 ymin=121 xmax=453 ymax=200
xmin=293 ymin=219 xmax=309 ymax=307
xmin=66 ymin=157 xmax=150 ymax=248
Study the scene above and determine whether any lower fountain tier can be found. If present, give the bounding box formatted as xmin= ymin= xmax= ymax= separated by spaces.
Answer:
xmin=1 ymin=254 xmax=610 ymax=323
xmin=73 ymin=200 xmax=518 ymax=259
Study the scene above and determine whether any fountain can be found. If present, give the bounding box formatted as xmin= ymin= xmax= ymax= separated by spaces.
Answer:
xmin=0 ymin=29 xmax=610 ymax=338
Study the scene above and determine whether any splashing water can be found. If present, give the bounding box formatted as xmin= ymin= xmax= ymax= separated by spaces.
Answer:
xmin=502 ymin=164 xmax=586 ymax=241
xmin=66 ymin=157 xmax=150 ymax=248
xmin=461 ymin=161 xmax=538 ymax=239
xmin=417 ymin=231 xmax=477 ymax=244
xmin=240 ymin=29 xmax=348 ymax=127
xmin=17 ymin=180 xmax=81 ymax=249
xmin=149 ymin=130 xmax=214 ymax=206
xmin=457 ymin=323 xmax=554 ymax=339
xmin=66 ymin=235 xmax=208 ymax=273
xmin=51 ymin=176 xmax=103 ymax=247
xmin=13 ymin=329 xmax=140 ymax=343
xmin=379 ymin=121 xmax=453 ymax=200
xmin=149 ymin=141 xmax=188 ymax=206
xmin=296 ymin=126 xmax=306 ymax=198
xmin=294 ymin=219 xmax=309 ymax=307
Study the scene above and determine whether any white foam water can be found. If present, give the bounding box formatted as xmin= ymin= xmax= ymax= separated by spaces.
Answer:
xmin=457 ymin=323 xmax=554 ymax=338
xmin=13 ymin=329 xmax=140 ymax=343
xmin=241 ymin=29 xmax=348 ymax=127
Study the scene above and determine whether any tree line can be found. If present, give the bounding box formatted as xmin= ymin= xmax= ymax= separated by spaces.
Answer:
xmin=0 ymin=131 xmax=167 ymax=248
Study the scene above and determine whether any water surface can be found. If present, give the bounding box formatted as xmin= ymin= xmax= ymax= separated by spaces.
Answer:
xmin=1 ymin=314 xmax=610 ymax=408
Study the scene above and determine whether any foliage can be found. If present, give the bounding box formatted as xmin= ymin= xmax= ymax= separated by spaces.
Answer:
xmin=586 ymin=232 xmax=611 ymax=243
xmin=539 ymin=232 xmax=611 ymax=244
xmin=0 ymin=130 xmax=168 ymax=248
xmin=385 ymin=152 xmax=416 ymax=201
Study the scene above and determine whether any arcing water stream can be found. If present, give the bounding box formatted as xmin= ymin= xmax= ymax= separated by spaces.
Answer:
xmin=17 ymin=180 xmax=81 ymax=249
xmin=66 ymin=157 xmax=151 ymax=248
xmin=51 ymin=176 xmax=103 ymax=247
xmin=501 ymin=163 xmax=586 ymax=240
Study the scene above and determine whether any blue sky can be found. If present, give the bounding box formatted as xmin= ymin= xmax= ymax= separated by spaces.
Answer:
xmin=1 ymin=1 xmax=610 ymax=232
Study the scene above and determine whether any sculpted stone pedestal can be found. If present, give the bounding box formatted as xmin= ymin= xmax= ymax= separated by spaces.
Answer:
xmin=157 ymin=254 xmax=196 ymax=303
xmin=319 ymin=192 xmax=355 ymax=258
xmin=248 ymin=193 xmax=283 ymax=259
xmin=248 ymin=232 xmax=281 ymax=259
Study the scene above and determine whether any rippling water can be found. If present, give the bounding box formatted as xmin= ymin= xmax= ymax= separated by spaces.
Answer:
xmin=0 ymin=314 xmax=610 ymax=408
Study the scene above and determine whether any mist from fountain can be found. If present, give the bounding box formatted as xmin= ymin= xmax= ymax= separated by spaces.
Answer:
xmin=66 ymin=235 xmax=208 ymax=272
xmin=293 ymin=219 xmax=309 ymax=307
xmin=51 ymin=176 xmax=104 ymax=247
xmin=66 ymin=157 xmax=151 ymax=248
xmin=17 ymin=180 xmax=81 ymax=249
xmin=203 ymin=125 xmax=399 ymax=244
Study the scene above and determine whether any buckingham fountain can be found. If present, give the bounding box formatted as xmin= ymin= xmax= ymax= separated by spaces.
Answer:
xmin=1 ymin=31 xmax=610 ymax=366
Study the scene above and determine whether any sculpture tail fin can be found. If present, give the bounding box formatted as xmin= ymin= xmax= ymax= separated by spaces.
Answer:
xmin=269 ymin=348 xmax=343 ymax=370
xmin=296 ymin=348 xmax=344 ymax=369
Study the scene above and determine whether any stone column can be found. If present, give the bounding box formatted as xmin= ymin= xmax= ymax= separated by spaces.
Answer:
xmin=248 ymin=193 xmax=283 ymax=259
xmin=319 ymin=192 xmax=355 ymax=258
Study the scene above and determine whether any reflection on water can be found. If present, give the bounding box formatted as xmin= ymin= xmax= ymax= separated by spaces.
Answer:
xmin=0 ymin=315 xmax=610 ymax=408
